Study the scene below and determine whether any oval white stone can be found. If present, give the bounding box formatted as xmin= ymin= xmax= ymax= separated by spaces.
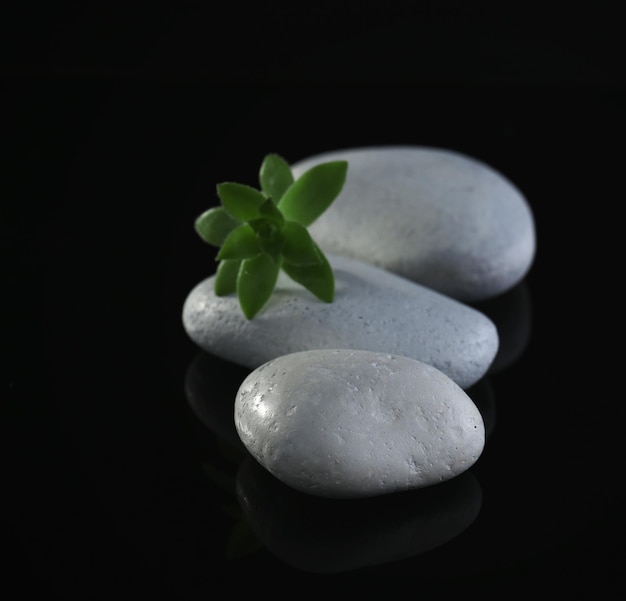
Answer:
xmin=292 ymin=145 xmax=536 ymax=302
xmin=234 ymin=349 xmax=485 ymax=499
xmin=182 ymin=254 xmax=499 ymax=389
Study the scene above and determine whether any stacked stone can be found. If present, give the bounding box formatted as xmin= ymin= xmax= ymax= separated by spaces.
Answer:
xmin=183 ymin=146 xmax=535 ymax=498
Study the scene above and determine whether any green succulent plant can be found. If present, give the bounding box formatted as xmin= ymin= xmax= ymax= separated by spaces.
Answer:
xmin=194 ymin=153 xmax=348 ymax=319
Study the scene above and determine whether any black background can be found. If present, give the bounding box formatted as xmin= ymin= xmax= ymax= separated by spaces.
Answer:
xmin=3 ymin=2 xmax=625 ymax=598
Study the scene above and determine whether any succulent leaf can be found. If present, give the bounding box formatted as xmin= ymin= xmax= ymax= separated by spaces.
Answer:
xmin=259 ymin=153 xmax=294 ymax=204
xmin=195 ymin=206 xmax=241 ymax=246
xmin=214 ymin=259 xmax=241 ymax=296
xmin=237 ymin=253 xmax=281 ymax=319
xmin=281 ymin=220 xmax=322 ymax=265
xmin=281 ymin=243 xmax=334 ymax=302
xmin=217 ymin=183 xmax=267 ymax=221
xmin=277 ymin=160 xmax=347 ymax=226
xmin=216 ymin=224 xmax=262 ymax=260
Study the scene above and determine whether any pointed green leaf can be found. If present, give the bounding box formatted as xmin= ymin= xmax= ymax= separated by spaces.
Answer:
xmin=280 ymin=220 xmax=322 ymax=265
xmin=237 ymin=253 xmax=280 ymax=319
xmin=216 ymin=224 xmax=261 ymax=260
xmin=194 ymin=206 xmax=241 ymax=246
xmin=214 ymin=259 xmax=241 ymax=296
xmin=277 ymin=160 xmax=348 ymax=226
xmin=217 ymin=182 xmax=267 ymax=221
xmin=281 ymin=245 xmax=334 ymax=302
xmin=259 ymin=153 xmax=294 ymax=204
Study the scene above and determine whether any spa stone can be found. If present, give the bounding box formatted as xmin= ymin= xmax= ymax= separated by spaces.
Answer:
xmin=292 ymin=145 xmax=536 ymax=302
xmin=182 ymin=254 xmax=498 ymax=389
xmin=234 ymin=349 xmax=486 ymax=499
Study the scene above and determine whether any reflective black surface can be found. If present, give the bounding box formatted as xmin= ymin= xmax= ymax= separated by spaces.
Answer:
xmin=4 ymin=3 xmax=624 ymax=597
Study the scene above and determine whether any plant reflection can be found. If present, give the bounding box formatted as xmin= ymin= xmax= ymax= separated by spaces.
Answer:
xmin=472 ymin=279 xmax=533 ymax=376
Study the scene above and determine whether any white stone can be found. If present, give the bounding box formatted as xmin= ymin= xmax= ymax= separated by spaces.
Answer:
xmin=234 ymin=349 xmax=485 ymax=499
xmin=182 ymin=254 xmax=499 ymax=389
xmin=292 ymin=145 xmax=536 ymax=302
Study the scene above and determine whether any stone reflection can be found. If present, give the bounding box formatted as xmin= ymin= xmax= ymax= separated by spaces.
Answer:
xmin=236 ymin=456 xmax=482 ymax=573
xmin=465 ymin=377 xmax=496 ymax=439
xmin=185 ymin=349 xmax=251 ymax=452
xmin=471 ymin=279 xmax=532 ymax=375
xmin=185 ymin=349 xmax=492 ymax=567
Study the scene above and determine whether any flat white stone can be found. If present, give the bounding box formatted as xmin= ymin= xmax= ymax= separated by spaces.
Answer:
xmin=182 ymin=254 xmax=499 ymax=389
xmin=292 ymin=145 xmax=536 ymax=302
xmin=234 ymin=349 xmax=486 ymax=499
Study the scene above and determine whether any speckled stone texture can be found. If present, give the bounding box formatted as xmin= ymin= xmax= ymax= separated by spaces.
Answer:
xmin=182 ymin=254 xmax=499 ymax=389
xmin=292 ymin=145 xmax=536 ymax=302
xmin=234 ymin=349 xmax=485 ymax=499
